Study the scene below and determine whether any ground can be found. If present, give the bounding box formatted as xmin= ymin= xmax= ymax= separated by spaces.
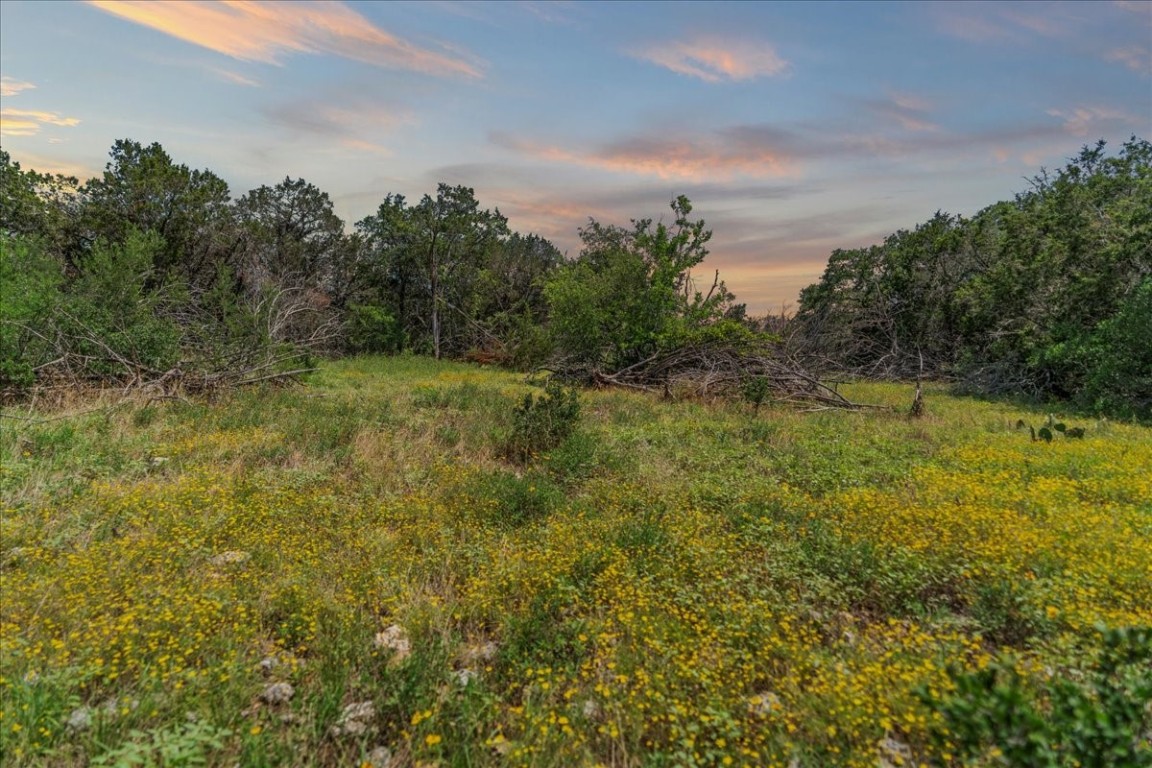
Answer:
xmin=1 ymin=356 xmax=1149 ymax=766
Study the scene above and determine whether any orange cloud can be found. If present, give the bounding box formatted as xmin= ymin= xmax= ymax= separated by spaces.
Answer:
xmin=339 ymin=138 xmax=393 ymax=156
xmin=1 ymin=77 xmax=36 ymax=97
xmin=633 ymin=37 xmax=789 ymax=82
xmin=89 ymin=0 xmax=483 ymax=78
xmin=493 ymin=131 xmax=798 ymax=182
xmin=1 ymin=108 xmax=81 ymax=137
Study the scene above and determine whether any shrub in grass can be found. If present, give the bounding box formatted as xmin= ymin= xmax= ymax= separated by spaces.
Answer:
xmin=501 ymin=380 xmax=580 ymax=463
xmin=458 ymin=469 xmax=564 ymax=527
xmin=542 ymin=429 xmax=599 ymax=483
xmin=923 ymin=626 xmax=1152 ymax=767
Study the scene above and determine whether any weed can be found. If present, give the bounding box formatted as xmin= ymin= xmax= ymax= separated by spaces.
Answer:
xmin=501 ymin=380 xmax=580 ymax=464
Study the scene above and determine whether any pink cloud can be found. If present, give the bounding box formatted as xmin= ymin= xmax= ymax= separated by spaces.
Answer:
xmin=88 ymin=0 xmax=483 ymax=78
xmin=1046 ymin=105 xmax=1142 ymax=136
xmin=869 ymin=93 xmax=941 ymax=133
xmin=492 ymin=131 xmax=798 ymax=182
xmin=212 ymin=68 xmax=261 ymax=87
xmin=1 ymin=76 xmax=37 ymax=97
xmin=633 ymin=37 xmax=789 ymax=82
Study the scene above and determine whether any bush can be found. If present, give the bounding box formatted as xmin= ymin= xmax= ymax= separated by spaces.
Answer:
xmin=0 ymin=235 xmax=63 ymax=394
xmin=61 ymin=230 xmax=182 ymax=380
xmin=345 ymin=303 xmax=401 ymax=354
xmin=502 ymin=380 xmax=580 ymax=463
xmin=923 ymin=626 xmax=1152 ymax=767
xmin=1078 ymin=279 xmax=1152 ymax=420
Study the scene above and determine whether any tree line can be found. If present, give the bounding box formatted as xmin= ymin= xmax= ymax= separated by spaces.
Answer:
xmin=2 ymin=137 xmax=1148 ymax=418
xmin=792 ymin=137 xmax=1151 ymax=419
xmin=0 ymin=139 xmax=747 ymax=398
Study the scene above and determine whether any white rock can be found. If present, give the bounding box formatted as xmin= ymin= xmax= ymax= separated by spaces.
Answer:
xmin=331 ymin=701 xmax=376 ymax=737
xmin=454 ymin=668 xmax=477 ymax=686
xmin=209 ymin=550 xmax=250 ymax=566
xmin=877 ymin=735 xmax=914 ymax=768
xmin=365 ymin=746 xmax=393 ymax=767
xmin=373 ymin=625 xmax=411 ymax=663
xmin=260 ymin=682 xmax=295 ymax=705
xmin=66 ymin=706 xmax=92 ymax=732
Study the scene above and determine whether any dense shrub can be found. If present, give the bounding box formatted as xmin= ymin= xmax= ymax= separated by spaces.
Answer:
xmin=344 ymin=303 xmax=401 ymax=354
xmin=924 ymin=627 xmax=1152 ymax=767
xmin=0 ymin=235 xmax=62 ymax=393
xmin=502 ymin=380 xmax=580 ymax=463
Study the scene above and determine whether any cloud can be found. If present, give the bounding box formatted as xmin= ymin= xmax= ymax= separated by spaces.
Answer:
xmin=633 ymin=36 xmax=789 ymax=82
xmin=1046 ymin=105 xmax=1142 ymax=136
xmin=0 ymin=108 xmax=81 ymax=137
xmin=262 ymin=101 xmax=414 ymax=139
xmin=1 ymin=77 xmax=37 ymax=97
xmin=212 ymin=68 xmax=261 ymax=87
xmin=938 ymin=3 xmax=1073 ymax=44
xmin=1115 ymin=0 xmax=1152 ymax=16
xmin=520 ymin=1 xmax=581 ymax=27
xmin=339 ymin=138 xmax=393 ymax=156
xmin=491 ymin=111 xmax=1089 ymax=184
xmin=492 ymin=127 xmax=800 ymax=181
xmin=865 ymin=93 xmax=941 ymax=133
xmin=88 ymin=0 xmax=484 ymax=78
xmin=3 ymin=150 xmax=97 ymax=180
xmin=1106 ymin=45 xmax=1151 ymax=75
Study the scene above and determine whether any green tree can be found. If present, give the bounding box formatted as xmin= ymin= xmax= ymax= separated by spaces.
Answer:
xmin=78 ymin=139 xmax=234 ymax=286
xmin=234 ymin=177 xmax=346 ymax=293
xmin=0 ymin=234 xmax=64 ymax=392
xmin=545 ymin=195 xmax=737 ymax=373
xmin=795 ymin=137 xmax=1152 ymax=415
xmin=356 ymin=185 xmax=508 ymax=358
xmin=0 ymin=150 xmax=80 ymax=251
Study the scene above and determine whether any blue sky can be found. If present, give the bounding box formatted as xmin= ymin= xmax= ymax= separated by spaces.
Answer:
xmin=2 ymin=1 xmax=1149 ymax=312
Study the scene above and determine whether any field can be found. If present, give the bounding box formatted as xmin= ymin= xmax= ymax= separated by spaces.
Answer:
xmin=1 ymin=356 xmax=1150 ymax=767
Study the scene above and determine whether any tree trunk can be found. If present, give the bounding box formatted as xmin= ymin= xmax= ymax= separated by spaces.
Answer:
xmin=431 ymin=239 xmax=441 ymax=360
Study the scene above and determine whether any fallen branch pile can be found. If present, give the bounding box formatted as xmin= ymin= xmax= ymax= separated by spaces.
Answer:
xmin=548 ymin=339 xmax=885 ymax=411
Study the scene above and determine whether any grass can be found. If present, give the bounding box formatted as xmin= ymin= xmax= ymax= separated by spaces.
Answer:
xmin=1 ymin=355 xmax=1149 ymax=766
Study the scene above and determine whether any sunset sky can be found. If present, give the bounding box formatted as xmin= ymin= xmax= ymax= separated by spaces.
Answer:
xmin=2 ymin=1 xmax=1149 ymax=313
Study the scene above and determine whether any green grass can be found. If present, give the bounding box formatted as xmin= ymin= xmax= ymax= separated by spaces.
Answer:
xmin=1 ymin=357 xmax=1149 ymax=766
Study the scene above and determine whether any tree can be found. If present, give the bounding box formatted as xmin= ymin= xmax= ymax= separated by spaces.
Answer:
xmin=356 ymin=185 xmax=508 ymax=358
xmin=545 ymin=195 xmax=737 ymax=373
xmin=465 ymin=232 xmax=562 ymax=365
xmin=793 ymin=137 xmax=1152 ymax=416
xmin=234 ymin=177 xmax=346 ymax=294
xmin=0 ymin=150 xmax=80 ymax=250
xmin=78 ymin=139 xmax=234 ymax=286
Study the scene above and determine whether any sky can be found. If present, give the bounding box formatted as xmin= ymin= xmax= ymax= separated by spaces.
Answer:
xmin=1 ymin=1 xmax=1149 ymax=314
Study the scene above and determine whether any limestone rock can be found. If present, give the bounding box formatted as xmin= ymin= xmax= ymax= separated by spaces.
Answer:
xmin=260 ymin=682 xmax=295 ymax=705
xmin=373 ymin=624 xmax=411 ymax=664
